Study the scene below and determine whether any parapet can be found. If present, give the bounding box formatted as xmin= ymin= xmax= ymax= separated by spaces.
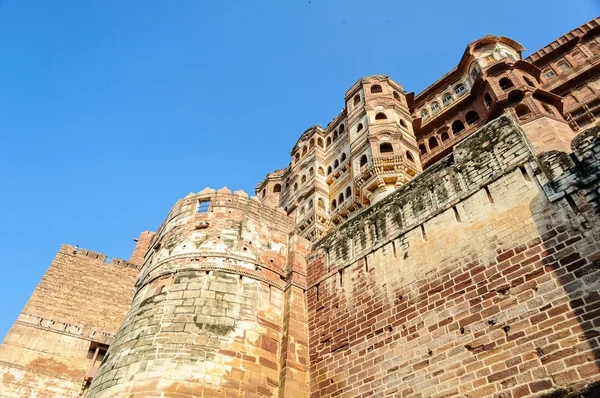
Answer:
xmin=309 ymin=115 xmax=560 ymax=269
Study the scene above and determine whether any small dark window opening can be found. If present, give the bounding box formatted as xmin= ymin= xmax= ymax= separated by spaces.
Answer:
xmin=340 ymin=124 xmax=345 ymax=133
xmin=441 ymin=131 xmax=450 ymax=142
xmin=484 ymin=93 xmax=493 ymax=108
xmin=198 ymin=200 xmax=210 ymax=213
xmin=340 ymin=153 xmax=347 ymax=162
xmin=393 ymin=91 xmax=401 ymax=100
xmin=406 ymin=151 xmax=414 ymax=162
xmin=338 ymin=193 xmax=344 ymax=203
xmin=524 ymin=77 xmax=535 ymax=87
xmin=380 ymin=143 xmax=393 ymax=153
xmin=334 ymin=159 xmax=339 ymax=168
xmin=360 ymin=154 xmax=368 ymax=167
xmin=345 ymin=186 xmax=352 ymax=199
xmin=327 ymin=166 xmax=332 ymax=175
xmin=499 ymin=77 xmax=514 ymax=91
xmin=326 ymin=137 xmax=332 ymax=147
xmin=375 ymin=112 xmax=387 ymax=120
xmin=419 ymin=144 xmax=427 ymax=155
xmin=452 ymin=120 xmax=465 ymax=134
xmin=428 ymin=137 xmax=439 ymax=150
xmin=273 ymin=184 xmax=281 ymax=193
xmin=353 ymin=94 xmax=361 ymax=105
xmin=400 ymin=119 xmax=407 ymax=127
xmin=357 ymin=123 xmax=364 ymax=132
xmin=371 ymin=84 xmax=383 ymax=93
xmin=318 ymin=138 xmax=324 ymax=148
xmin=465 ymin=111 xmax=480 ymax=125
xmin=515 ymin=104 xmax=531 ymax=120
xmin=331 ymin=199 xmax=337 ymax=209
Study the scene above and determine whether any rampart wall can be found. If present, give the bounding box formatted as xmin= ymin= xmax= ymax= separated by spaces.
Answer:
xmin=0 ymin=245 xmax=139 ymax=397
xmin=87 ymin=188 xmax=311 ymax=397
xmin=307 ymin=117 xmax=600 ymax=397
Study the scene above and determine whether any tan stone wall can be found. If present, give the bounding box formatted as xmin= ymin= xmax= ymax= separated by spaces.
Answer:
xmin=520 ymin=116 xmax=575 ymax=154
xmin=307 ymin=118 xmax=600 ymax=397
xmin=0 ymin=245 xmax=139 ymax=397
xmin=87 ymin=189 xmax=310 ymax=397
xmin=130 ymin=230 xmax=156 ymax=265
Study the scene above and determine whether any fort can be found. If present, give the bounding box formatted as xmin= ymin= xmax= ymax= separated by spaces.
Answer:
xmin=1 ymin=17 xmax=600 ymax=398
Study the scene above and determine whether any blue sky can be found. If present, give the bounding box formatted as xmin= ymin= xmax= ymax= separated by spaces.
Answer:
xmin=0 ymin=1 xmax=597 ymax=341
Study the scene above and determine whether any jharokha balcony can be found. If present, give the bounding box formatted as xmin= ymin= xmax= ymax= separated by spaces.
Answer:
xmin=354 ymin=154 xmax=419 ymax=201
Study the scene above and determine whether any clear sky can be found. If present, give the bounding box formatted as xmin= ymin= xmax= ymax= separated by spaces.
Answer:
xmin=0 ymin=1 xmax=598 ymax=341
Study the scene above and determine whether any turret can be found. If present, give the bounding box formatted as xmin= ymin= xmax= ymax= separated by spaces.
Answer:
xmin=86 ymin=187 xmax=310 ymax=397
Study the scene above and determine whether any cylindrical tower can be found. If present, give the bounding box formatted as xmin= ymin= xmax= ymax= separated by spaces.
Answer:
xmin=87 ymin=187 xmax=307 ymax=397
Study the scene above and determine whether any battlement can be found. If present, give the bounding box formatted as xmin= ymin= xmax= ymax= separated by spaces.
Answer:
xmin=59 ymin=244 xmax=141 ymax=269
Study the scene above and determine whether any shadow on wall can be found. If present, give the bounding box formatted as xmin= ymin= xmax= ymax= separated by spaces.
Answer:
xmin=526 ymin=128 xmax=600 ymax=396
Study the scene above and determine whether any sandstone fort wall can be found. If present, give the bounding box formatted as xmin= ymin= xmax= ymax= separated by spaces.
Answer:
xmin=0 ymin=245 xmax=139 ymax=397
xmin=306 ymin=117 xmax=600 ymax=397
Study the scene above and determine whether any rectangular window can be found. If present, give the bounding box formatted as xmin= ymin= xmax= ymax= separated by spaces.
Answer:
xmin=544 ymin=70 xmax=556 ymax=79
xmin=198 ymin=200 xmax=210 ymax=213
xmin=557 ymin=61 xmax=571 ymax=72
xmin=484 ymin=55 xmax=495 ymax=63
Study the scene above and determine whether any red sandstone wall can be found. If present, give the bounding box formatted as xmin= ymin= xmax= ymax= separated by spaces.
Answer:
xmin=307 ymin=119 xmax=600 ymax=397
xmin=0 ymin=245 xmax=139 ymax=397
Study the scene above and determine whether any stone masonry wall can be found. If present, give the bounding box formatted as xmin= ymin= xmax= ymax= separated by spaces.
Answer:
xmin=307 ymin=117 xmax=600 ymax=397
xmin=87 ymin=188 xmax=311 ymax=397
xmin=0 ymin=245 xmax=139 ymax=398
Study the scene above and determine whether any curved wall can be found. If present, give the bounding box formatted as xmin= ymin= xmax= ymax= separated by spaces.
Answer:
xmin=87 ymin=188 xmax=302 ymax=397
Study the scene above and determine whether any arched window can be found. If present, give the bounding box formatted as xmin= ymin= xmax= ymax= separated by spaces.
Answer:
xmin=515 ymin=104 xmax=531 ymax=120
xmin=309 ymin=167 xmax=314 ymax=175
xmin=465 ymin=111 xmax=480 ymax=125
xmin=340 ymin=153 xmax=347 ymax=162
xmin=441 ymin=131 xmax=450 ymax=142
xmin=338 ymin=193 xmax=344 ymax=204
xmin=469 ymin=64 xmax=480 ymax=80
xmin=452 ymin=120 xmax=465 ymax=134
xmin=428 ymin=136 xmax=439 ymax=150
xmin=327 ymin=166 xmax=332 ymax=175
xmin=393 ymin=91 xmax=401 ymax=101
xmin=484 ymin=93 xmax=493 ymax=108
xmin=454 ymin=84 xmax=466 ymax=96
xmin=273 ymin=184 xmax=281 ymax=193
xmin=431 ymin=102 xmax=440 ymax=113
xmin=442 ymin=93 xmax=453 ymax=105
xmin=360 ymin=154 xmax=368 ymax=167
xmin=294 ymin=183 xmax=298 ymax=191
xmin=339 ymin=124 xmax=345 ymax=133
xmin=262 ymin=189 xmax=266 ymax=198
xmin=380 ymin=143 xmax=393 ymax=153
xmin=318 ymin=138 xmax=324 ymax=148
xmin=406 ymin=151 xmax=414 ymax=162
xmin=326 ymin=137 xmax=332 ymax=147
xmin=309 ymin=139 xmax=315 ymax=149
xmin=353 ymin=94 xmax=361 ymax=105
xmin=357 ymin=123 xmax=364 ymax=132
xmin=301 ymin=175 xmax=307 ymax=184
xmin=499 ymin=77 xmax=514 ymax=91
xmin=375 ymin=112 xmax=387 ymax=120
xmin=302 ymin=146 xmax=307 ymax=156
xmin=318 ymin=198 xmax=325 ymax=211
xmin=421 ymin=109 xmax=429 ymax=120
xmin=318 ymin=167 xmax=325 ymax=176
xmin=331 ymin=199 xmax=337 ymax=210
xmin=333 ymin=131 xmax=338 ymax=140
xmin=400 ymin=119 xmax=407 ymax=127
xmin=299 ymin=207 xmax=305 ymax=218
xmin=419 ymin=144 xmax=427 ymax=155
xmin=371 ymin=84 xmax=383 ymax=93
xmin=345 ymin=186 xmax=352 ymax=199
xmin=294 ymin=153 xmax=300 ymax=163
xmin=524 ymin=77 xmax=535 ymax=87
xmin=334 ymin=159 xmax=339 ymax=168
